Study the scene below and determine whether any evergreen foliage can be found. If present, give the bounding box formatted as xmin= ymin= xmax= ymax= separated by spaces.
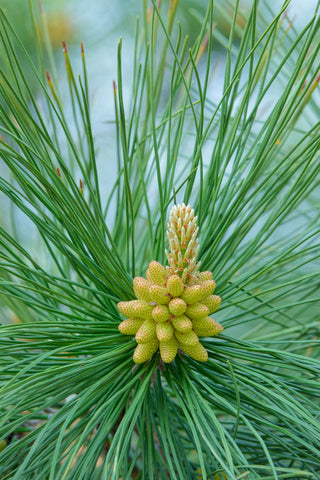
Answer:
xmin=0 ymin=0 xmax=319 ymax=478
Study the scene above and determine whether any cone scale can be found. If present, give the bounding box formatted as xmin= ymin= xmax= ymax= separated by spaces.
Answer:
xmin=117 ymin=203 xmax=223 ymax=363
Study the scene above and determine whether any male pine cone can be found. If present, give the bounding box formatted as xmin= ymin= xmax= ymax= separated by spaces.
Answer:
xmin=117 ymin=204 xmax=223 ymax=364
xmin=118 ymin=261 xmax=222 ymax=363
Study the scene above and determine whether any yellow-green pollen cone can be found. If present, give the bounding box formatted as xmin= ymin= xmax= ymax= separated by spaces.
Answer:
xmin=117 ymin=203 xmax=223 ymax=364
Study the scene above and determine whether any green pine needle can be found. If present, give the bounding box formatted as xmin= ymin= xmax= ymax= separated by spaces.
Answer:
xmin=0 ymin=0 xmax=320 ymax=478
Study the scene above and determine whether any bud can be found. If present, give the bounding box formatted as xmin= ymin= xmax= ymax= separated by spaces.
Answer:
xmin=201 ymin=295 xmax=221 ymax=314
xmin=152 ymin=304 xmax=170 ymax=323
xmin=175 ymin=330 xmax=199 ymax=346
xmin=197 ymin=271 xmax=212 ymax=283
xmin=185 ymin=303 xmax=209 ymax=320
xmin=133 ymin=277 xmax=152 ymax=301
xmin=166 ymin=274 xmax=184 ymax=297
xmin=118 ymin=318 xmax=144 ymax=335
xmin=132 ymin=300 xmax=154 ymax=320
xmin=146 ymin=260 xmax=167 ymax=286
xmin=180 ymin=284 xmax=203 ymax=304
xmin=133 ymin=338 xmax=159 ymax=363
xmin=135 ymin=319 xmax=157 ymax=344
xmin=160 ymin=337 xmax=178 ymax=363
xmin=156 ymin=321 xmax=174 ymax=341
xmin=172 ymin=315 xmax=193 ymax=332
xmin=165 ymin=203 xmax=200 ymax=282
xmin=117 ymin=300 xmax=140 ymax=317
xmin=198 ymin=280 xmax=216 ymax=300
xmin=180 ymin=342 xmax=208 ymax=362
xmin=149 ymin=284 xmax=170 ymax=304
xmin=168 ymin=298 xmax=187 ymax=316
xmin=192 ymin=317 xmax=223 ymax=337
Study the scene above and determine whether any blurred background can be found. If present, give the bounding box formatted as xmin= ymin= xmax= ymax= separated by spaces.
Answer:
xmin=1 ymin=0 xmax=318 ymax=108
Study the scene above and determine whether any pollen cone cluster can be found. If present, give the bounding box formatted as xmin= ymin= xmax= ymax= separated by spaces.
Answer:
xmin=117 ymin=204 xmax=223 ymax=364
